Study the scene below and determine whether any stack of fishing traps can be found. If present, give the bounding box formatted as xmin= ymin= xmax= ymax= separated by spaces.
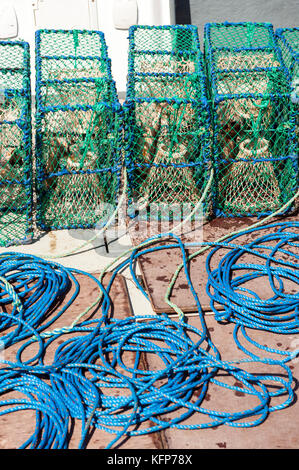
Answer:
xmin=125 ymin=25 xmax=211 ymax=220
xmin=204 ymin=22 xmax=298 ymax=217
xmin=276 ymin=27 xmax=299 ymax=151
xmin=35 ymin=29 xmax=122 ymax=231
xmin=0 ymin=41 xmax=32 ymax=247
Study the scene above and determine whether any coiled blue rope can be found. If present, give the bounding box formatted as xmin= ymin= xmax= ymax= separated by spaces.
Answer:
xmin=0 ymin=367 xmax=70 ymax=449
xmin=0 ymin=254 xmax=73 ymax=347
xmin=0 ymin=222 xmax=298 ymax=448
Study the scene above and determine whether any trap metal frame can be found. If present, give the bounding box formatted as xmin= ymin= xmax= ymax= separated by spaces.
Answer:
xmin=35 ymin=29 xmax=123 ymax=232
xmin=276 ymin=27 xmax=299 ymax=165
xmin=0 ymin=40 xmax=33 ymax=247
xmin=204 ymin=21 xmax=298 ymax=217
xmin=276 ymin=27 xmax=299 ymax=80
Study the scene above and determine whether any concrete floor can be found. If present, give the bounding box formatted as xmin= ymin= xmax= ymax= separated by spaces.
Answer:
xmin=0 ymin=224 xmax=154 ymax=317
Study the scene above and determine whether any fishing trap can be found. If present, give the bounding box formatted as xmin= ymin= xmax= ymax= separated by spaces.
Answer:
xmin=0 ymin=40 xmax=33 ymax=247
xmin=204 ymin=22 xmax=298 ymax=217
xmin=35 ymin=29 xmax=122 ymax=231
xmin=124 ymin=25 xmax=211 ymax=221
xmin=276 ymin=27 xmax=299 ymax=157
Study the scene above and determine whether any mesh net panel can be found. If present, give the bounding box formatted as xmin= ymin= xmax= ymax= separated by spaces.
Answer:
xmin=206 ymin=22 xmax=278 ymax=49
xmin=276 ymin=28 xmax=299 ymax=79
xmin=35 ymin=29 xmax=122 ymax=231
xmin=204 ymin=22 xmax=298 ymax=217
xmin=125 ymin=25 xmax=211 ymax=220
xmin=0 ymin=41 xmax=33 ymax=247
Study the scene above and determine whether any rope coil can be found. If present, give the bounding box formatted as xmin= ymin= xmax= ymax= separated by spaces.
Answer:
xmin=0 ymin=219 xmax=298 ymax=448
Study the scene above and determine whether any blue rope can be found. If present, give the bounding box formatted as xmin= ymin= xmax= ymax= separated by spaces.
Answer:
xmin=0 ymin=222 xmax=298 ymax=448
xmin=0 ymin=253 xmax=74 ymax=347
xmin=206 ymin=221 xmax=299 ymax=360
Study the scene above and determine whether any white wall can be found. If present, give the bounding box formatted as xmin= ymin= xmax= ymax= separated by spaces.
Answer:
xmin=97 ymin=0 xmax=175 ymax=93
xmin=0 ymin=0 xmax=175 ymax=94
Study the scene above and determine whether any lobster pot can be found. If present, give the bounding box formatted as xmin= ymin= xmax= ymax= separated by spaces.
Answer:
xmin=125 ymin=25 xmax=211 ymax=220
xmin=276 ymin=28 xmax=299 ymax=153
xmin=204 ymin=22 xmax=297 ymax=217
xmin=0 ymin=41 xmax=32 ymax=247
xmin=128 ymin=25 xmax=201 ymax=75
xmin=211 ymin=69 xmax=297 ymax=216
xmin=35 ymin=29 xmax=122 ymax=231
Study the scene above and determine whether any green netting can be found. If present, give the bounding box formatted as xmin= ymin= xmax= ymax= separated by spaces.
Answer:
xmin=205 ymin=22 xmax=278 ymax=49
xmin=125 ymin=25 xmax=211 ymax=220
xmin=204 ymin=22 xmax=283 ymax=80
xmin=204 ymin=22 xmax=298 ymax=217
xmin=276 ymin=28 xmax=299 ymax=79
xmin=35 ymin=29 xmax=122 ymax=231
xmin=0 ymin=41 xmax=33 ymax=247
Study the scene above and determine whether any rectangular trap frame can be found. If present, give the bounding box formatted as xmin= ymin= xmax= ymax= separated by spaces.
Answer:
xmin=124 ymin=25 xmax=212 ymax=220
xmin=0 ymin=40 xmax=33 ymax=247
xmin=204 ymin=22 xmax=298 ymax=217
xmin=276 ymin=28 xmax=299 ymax=80
xmin=35 ymin=29 xmax=123 ymax=231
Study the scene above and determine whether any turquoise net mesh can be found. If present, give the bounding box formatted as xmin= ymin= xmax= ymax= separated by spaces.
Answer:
xmin=0 ymin=41 xmax=33 ymax=247
xmin=204 ymin=22 xmax=298 ymax=217
xmin=35 ymin=29 xmax=122 ymax=231
xmin=125 ymin=25 xmax=211 ymax=221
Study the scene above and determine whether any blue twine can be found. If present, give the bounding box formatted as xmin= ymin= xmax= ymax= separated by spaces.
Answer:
xmin=0 ymin=222 xmax=298 ymax=448
xmin=206 ymin=221 xmax=299 ymax=360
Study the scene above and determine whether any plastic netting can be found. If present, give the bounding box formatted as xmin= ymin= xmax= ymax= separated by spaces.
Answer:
xmin=35 ymin=29 xmax=122 ymax=231
xmin=276 ymin=28 xmax=299 ymax=79
xmin=204 ymin=22 xmax=298 ymax=217
xmin=0 ymin=41 xmax=33 ymax=247
xmin=124 ymin=25 xmax=211 ymax=220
